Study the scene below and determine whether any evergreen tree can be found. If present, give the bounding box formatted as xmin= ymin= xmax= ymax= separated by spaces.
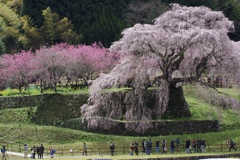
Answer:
xmin=19 ymin=15 xmax=44 ymax=51
xmin=21 ymin=0 xmax=128 ymax=47
xmin=40 ymin=7 xmax=58 ymax=46
xmin=0 ymin=39 xmax=6 ymax=55
xmin=85 ymin=6 xmax=125 ymax=47
xmin=56 ymin=17 xmax=83 ymax=44
xmin=0 ymin=2 xmax=21 ymax=53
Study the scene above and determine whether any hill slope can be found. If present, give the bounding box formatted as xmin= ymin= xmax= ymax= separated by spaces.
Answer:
xmin=0 ymin=84 xmax=240 ymax=148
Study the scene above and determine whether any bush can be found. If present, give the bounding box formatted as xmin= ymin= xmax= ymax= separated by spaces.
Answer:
xmin=0 ymin=89 xmax=19 ymax=96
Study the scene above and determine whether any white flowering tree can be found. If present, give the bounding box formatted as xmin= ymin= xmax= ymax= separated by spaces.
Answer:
xmin=81 ymin=4 xmax=240 ymax=133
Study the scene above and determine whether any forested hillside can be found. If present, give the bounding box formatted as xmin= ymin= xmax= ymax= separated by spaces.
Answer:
xmin=0 ymin=0 xmax=240 ymax=54
xmin=21 ymin=0 xmax=128 ymax=47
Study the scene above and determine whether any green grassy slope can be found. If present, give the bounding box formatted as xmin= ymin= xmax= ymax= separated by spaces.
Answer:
xmin=0 ymin=85 xmax=240 ymax=150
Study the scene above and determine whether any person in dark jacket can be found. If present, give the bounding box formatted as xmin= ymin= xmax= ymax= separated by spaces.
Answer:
xmin=134 ymin=141 xmax=139 ymax=155
xmin=229 ymin=139 xmax=237 ymax=151
xmin=1 ymin=146 xmax=7 ymax=160
xmin=110 ymin=142 xmax=115 ymax=156
xmin=39 ymin=144 xmax=45 ymax=159
xmin=170 ymin=139 xmax=175 ymax=154
xmin=185 ymin=139 xmax=191 ymax=154
xmin=141 ymin=139 xmax=146 ymax=154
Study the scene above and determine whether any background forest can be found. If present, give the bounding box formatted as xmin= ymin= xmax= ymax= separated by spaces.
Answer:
xmin=0 ymin=0 xmax=240 ymax=55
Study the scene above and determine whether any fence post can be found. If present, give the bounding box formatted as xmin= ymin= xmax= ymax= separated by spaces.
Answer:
xmin=19 ymin=144 xmax=21 ymax=152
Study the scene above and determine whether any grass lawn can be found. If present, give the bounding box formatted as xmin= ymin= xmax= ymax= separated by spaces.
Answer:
xmin=0 ymin=85 xmax=240 ymax=159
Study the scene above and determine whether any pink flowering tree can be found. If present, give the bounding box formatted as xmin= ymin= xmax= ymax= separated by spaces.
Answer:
xmin=0 ymin=43 xmax=119 ymax=92
xmin=63 ymin=43 xmax=119 ymax=89
xmin=81 ymin=4 xmax=240 ymax=133
xmin=31 ymin=43 xmax=119 ymax=92
xmin=0 ymin=51 xmax=35 ymax=92
xmin=33 ymin=44 xmax=69 ymax=92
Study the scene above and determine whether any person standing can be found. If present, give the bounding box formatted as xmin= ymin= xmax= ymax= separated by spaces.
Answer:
xmin=23 ymin=144 xmax=28 ymax=159
xmin=82 ymin=143 xmax=87 ymax=156
xmin=185 ymin=139 xmax=191 ymax=154
xmin=162 ymin=139 xmax=167 ymax=154
xmin=170 ymin=139 xmax=175 ymax=154
xmin=192 ymin=139 xmax=197 ymax=152
xmin=201 ymin=138 xmax=206 ymax=153
xmin=156 ymin=139 xmax=160 ymax=154
xmin=229 ymin=139 xmax=237 ymax=151
xmin=196 ymin=138 xmax=201 ymax=152
xmin=1 ymin=146 xmax=7 ymax=160
xmin=39 ymin=144 xmax=44 ymax=159
xmin=134 ymin=141 xmax=139 ymax=155
xmin=36 ymin=146 xmax=40 ymax=159
xmin=148 ymin=139 xmax=152 ymax=155
xmin=110 ymin=142 xmax=115 ymax=156
xmin=141 ymin=139 xmax=146 ymax=154
xmin=130 ymin=142 xmax=134 ymax=156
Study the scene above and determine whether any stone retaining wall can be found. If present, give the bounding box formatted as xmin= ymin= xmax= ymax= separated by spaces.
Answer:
xmin=0 ymin=94 xmax=43 ymax=109
xmin=63 ymin=118 xmax=219 ymax=136
xmin=0 ymin=94 xmax=219 ymax=135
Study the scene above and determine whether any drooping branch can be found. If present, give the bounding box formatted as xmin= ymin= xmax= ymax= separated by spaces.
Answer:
xmin=81 ymin=4 xmax=240 ymax=133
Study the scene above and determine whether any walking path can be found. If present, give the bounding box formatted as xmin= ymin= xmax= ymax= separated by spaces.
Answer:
xmin=5 ymin=151 xmax=240 ymax=160
xmin=6 ymin=151 xmax=113 ymax=159
xmin=6 ymin=151 xmax=51 ymax=159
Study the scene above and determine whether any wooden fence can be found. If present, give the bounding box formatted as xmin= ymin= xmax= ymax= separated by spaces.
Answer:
xmin=0 ymin=141 xmax=238 ymax=157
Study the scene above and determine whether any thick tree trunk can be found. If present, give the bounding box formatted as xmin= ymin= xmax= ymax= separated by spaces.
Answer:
xmin=81 ymin=82 xmax=191 ymax=133
xmin=162 ymin=83 xmax=191 ymax=118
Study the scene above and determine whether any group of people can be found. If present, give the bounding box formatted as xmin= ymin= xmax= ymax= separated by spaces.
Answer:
xmin=29 ymin=144 xmax=45 ymax=159
xmin=141 ymin=139 xmax=170 ymax=155
xmin=24 ymin=144 xmax=56 ymax=159
xmin=127 ymin=137 xmax=237 ymax=155
xmin=185 ymin=138 xmax=206 ymax=153
xmin=130 ymin=141 xmax=139 ymax=155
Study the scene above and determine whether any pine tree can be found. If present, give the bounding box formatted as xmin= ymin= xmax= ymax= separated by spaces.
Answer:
xmin=39 ymin=7 xmax=58 ymax=46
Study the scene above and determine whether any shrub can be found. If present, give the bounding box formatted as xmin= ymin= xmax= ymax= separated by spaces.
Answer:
xmin=0 ymin=89 xmax=19 ymax=96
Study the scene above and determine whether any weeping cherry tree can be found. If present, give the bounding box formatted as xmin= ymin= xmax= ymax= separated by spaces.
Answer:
xmin=81 ymin=4 xmax=240 ymax=133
